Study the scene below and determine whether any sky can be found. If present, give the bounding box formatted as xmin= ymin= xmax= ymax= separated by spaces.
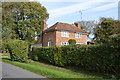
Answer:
xmin=31 ymin=0 xmax=119 ymax=27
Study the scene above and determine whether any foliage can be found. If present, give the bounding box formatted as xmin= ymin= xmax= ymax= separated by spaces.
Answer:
xmin=78 ymin=21 xmax=96 ymax=41
xmin=2 ymin=2 xmax=49 ymax=43
xmin=7 ymin=40 xmax=28 ymax=62
xmin=94 ymin=18 xmax=120 ymax=44
xmin=31 ymin=43 xmax=120 ymax=78
xmin=31 ymin=46 xmax=64 ymax=66
xmin=2 ymin=40 xmax=8 ymax=53
xmin=68 ymin=39 xmax=76 ymax=45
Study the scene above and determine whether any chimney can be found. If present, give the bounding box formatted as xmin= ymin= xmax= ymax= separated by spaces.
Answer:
xmin=74 ymin=22 xmax=81 ymax=29
xmin=43 ymin=20 xmax=47 ymax=31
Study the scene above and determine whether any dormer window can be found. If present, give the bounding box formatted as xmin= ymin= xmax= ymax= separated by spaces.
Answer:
xmin=75 ymin=33 xmax=82 ymax=38
xmin=61 ymin=31 xmax=69 ymax=37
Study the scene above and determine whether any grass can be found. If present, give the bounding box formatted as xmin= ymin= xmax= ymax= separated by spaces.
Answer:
xmin=2 ymin=53 xmax=104 ymax=80
xmin=2 ymin=53 xmax=10 ymax=56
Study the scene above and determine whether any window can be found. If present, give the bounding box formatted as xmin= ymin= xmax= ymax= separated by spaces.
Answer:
xmin=61 ymin=31 xmax=69 ymax=37
xmin=61 ymin=42 xmax=69 ymax=45
xmin=76 ymin=43 xmax=83 ymax=44
xmin=75 ymin=33 xmax=82 ymax=38
xmin=48 ymin=41 xmax=51 ymax=46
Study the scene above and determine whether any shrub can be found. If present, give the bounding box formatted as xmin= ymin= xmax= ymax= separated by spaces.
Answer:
xmin=31 ymin=43 xmax=120 ymax=77
xmin=2 ymin=41 xmax=8 ymax=53
xmin=68 ymin=39 xmax=76 ymax=45
xmin=31 ymin=46 xmax=64 ymax=66
xmin=8 ymin=40 xmax=28 ymax=62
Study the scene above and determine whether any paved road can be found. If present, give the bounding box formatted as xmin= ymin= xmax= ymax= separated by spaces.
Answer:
xmin=2 ymin=62 xmax=46 ymax=78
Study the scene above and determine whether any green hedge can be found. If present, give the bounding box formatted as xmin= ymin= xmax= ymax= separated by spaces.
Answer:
xmin=31 ymin=46 xmax=64 ymax=66
xmin=7 ymin=40 xmax=28 ymax=62
xmin=2 ymin=40 xmax=8 ymax=53
xmin=31 ymin=44 xmax=120 ymax=76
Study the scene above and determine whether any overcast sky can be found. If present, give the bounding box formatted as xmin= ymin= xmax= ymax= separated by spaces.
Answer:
xmin=32 ymin=0 xmax=119 ymax=27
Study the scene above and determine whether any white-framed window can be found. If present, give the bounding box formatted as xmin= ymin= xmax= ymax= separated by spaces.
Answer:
xmin=75 ymin=33 xmax=82 ymax=38
xmin=76 ymin=43 xmax=83 ymax=44
xmin=61 ymin=31 xmax=69 ymax=37
xmin=61 ymin=42 xmax=69 ymax=45
xmin=48 ymin=41 xmax=51 ymax=46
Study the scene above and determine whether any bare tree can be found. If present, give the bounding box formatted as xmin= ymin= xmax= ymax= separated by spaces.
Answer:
xmin=76 ymin=20 xmax=97 ymax=41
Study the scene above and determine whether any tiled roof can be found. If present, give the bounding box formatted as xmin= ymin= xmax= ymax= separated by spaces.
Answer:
xmin=44 ymin=22 xmax=87 ymax=33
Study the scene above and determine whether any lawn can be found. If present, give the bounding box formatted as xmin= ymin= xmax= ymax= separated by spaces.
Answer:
xmin=2 ymin=53 xmax=103 ymax=80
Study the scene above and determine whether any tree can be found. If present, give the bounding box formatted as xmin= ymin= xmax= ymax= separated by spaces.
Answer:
xmin=94 ymin=17 xmax=120 ymax=44
xmin=2 ymin=2 xmax=49 ymax=43
xmin=78 ymin=20 xmax=96 ymax=41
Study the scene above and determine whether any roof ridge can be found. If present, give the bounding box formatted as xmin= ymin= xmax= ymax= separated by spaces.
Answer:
xmin=44 ymin=22 xmax=87 ymax=33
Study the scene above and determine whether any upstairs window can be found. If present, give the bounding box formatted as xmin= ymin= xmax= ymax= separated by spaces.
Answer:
xmin=75 ymin=33 xmax=82 ymax=38
xmin=61 ymin=31 xmax=69 ymax=37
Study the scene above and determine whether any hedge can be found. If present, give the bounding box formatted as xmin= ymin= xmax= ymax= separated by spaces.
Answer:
xmin=1 ymin=40 xmax=8 ymax=53
xmin=7 ymin=40 xmax=28 ymax=62
xmin=31 ymin=44 xmax=120 ymax=77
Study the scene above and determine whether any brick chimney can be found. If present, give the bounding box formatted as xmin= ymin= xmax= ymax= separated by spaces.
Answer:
xmin=74 ymin=22 xmax=81 ymax=29
xmin=43 ymin=20 xmax=47 ymax=31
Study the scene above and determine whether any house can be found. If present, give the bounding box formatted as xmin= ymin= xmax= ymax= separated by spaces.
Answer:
xmin=36 ymin=21 xmax=88 ymax=47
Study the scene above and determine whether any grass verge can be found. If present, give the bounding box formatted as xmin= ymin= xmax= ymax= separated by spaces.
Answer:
xmin=2 ymin=54 xmax=103 ymax=80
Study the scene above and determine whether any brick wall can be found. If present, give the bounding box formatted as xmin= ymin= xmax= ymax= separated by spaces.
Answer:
xmin=56 ymin=31 xmax=87 ymax=46
xmin=42 ymin=31 xmax=56 ymax=47
xmin=38 ymin=31 xmax=87 ymax=47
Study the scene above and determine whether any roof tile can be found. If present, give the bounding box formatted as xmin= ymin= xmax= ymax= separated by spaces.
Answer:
xmin=44 ymin=22 xmax=86 ymax=33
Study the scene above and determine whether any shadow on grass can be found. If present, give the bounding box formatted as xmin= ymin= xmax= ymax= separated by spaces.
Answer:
xmin=65 ymin=65 xmax=103 ymax=77
xmin=2 ymin=58 xmax=11 ymax=61
xmin=34 ymin=60 xmax=103 ymax=78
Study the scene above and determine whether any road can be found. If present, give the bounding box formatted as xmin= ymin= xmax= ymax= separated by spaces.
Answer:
xmin=1 ymin=62 xmax=46 ymax=78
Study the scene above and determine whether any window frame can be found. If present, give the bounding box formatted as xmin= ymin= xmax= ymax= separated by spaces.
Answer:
xmin=61 ymin=42 xmax=69 ymax=45
xmin=48 ymin=41 xmax=51 ymax=46
xmin=61 ymin=31 xmax=69 ymax=37
xmin=75 ymin=33 xmax=82 ymax=38
xmin=76 ymin=43 xmax=83 ymax=44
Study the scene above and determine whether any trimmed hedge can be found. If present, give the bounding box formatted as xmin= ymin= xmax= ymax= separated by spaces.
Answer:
xmin=2 ymin=40 xmax=8 ymax=53
xmin=7 ymin=40 xmax=28 ymax=62
xmin=31 ymin=46 xmax=64 ymax=66
xmin=31 ymin=44 xmax=120 ymax=77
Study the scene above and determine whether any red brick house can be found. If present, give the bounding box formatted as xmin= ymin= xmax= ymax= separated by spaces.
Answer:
xmin=36 ymin=21 xmax=88 ymax=47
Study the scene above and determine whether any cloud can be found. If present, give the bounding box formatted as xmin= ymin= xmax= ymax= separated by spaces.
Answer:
xmin=48 ymin=0 xmax=118 ymax=19
xmin=88 ymin=2 xmax=118 ymax=12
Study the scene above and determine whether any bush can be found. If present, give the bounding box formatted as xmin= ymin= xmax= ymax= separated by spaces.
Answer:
xmin=31 ymin=43 xmax=120 ymax=77
xmin=2 ymin=41 xmax=8 ymax=53
xmin=8 ymin=40 xmax=28 ymax=62
xmin=61 ymin=45 xmax=87 ymax=66
xmin=68 ymin=39 xmax=76 ymax=45
xmin=31 ymin=46 xmax=64 ymax=66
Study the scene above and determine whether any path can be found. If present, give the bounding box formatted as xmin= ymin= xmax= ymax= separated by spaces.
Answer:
xmin=2 ymin=62 xmax=46 ymax=78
